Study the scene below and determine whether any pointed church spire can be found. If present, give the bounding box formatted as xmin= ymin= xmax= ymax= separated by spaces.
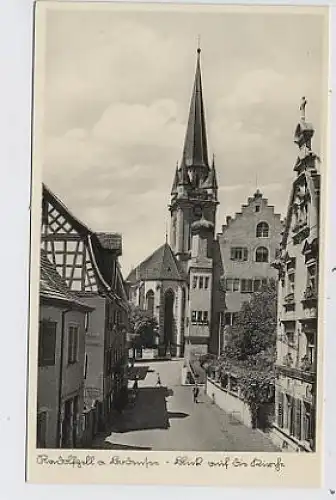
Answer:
xmin=181 ymin=46 xmax=209 ymax=169
xmin=211 ymin=153 xmax=218 ymax=190
xmin=171 ymin=163 xmax=179 ymax=195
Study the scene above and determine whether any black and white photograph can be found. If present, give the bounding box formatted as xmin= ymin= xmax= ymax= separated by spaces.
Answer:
xmin=27 ymin=1 xmax=329 ymax=486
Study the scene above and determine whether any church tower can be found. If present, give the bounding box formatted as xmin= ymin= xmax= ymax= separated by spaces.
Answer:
xmin=169 ymin=47 xmax=218 ymax=270
xmin=170 ymin=47 xmax=219 ymax=357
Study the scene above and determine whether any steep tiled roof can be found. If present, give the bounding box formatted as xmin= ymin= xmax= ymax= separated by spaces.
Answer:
xmin=96 ymin=232 xmax=122 ymax=254
xmin=40 ymin=250 xmax=93 ymax=311
xmin=127 ymin=243 xmax=185 ymax=283
xmin=182 ymin=48 xmax=209 ymax=168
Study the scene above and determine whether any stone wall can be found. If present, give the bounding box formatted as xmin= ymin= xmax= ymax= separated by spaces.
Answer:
xmin=206 ymin=377 xmax=253 ymax=428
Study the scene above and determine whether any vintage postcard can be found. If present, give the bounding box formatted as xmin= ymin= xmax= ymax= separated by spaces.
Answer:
xmin=27 ymin=1 xmax=329 ymax=487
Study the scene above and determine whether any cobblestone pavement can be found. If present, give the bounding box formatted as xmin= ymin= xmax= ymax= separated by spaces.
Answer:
xmin=92 ymin=359 xmax=279 ymax=451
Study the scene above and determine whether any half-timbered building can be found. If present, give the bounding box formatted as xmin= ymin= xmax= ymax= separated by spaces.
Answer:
xmin=38 ymin=250 xmax=93 ymax=448
xmin=41 ymin=184 xmax=129 ymax=430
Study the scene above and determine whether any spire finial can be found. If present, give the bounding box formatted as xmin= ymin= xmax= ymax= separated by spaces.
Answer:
xmin=300 ymin=96 xmax=307 ymax=121
xmin=197 ymin=34 xmax=201 ymax=54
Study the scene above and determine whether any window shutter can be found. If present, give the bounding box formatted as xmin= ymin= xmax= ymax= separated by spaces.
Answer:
xmin=243 ymin=248 xmax=248 ymax=261
xmin=74 ymin=327 xmax=78 ymax=362
xmin=295 ymin=399 xmax=302 ymax=440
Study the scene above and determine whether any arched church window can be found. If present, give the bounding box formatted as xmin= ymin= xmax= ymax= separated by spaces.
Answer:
xmin=256 ymin=222 xmax=269 ymax=238
xmin=146 ymin=290 xmax=155 ymax=317
xmin=255 ymin=246 xmax=269 ymax=263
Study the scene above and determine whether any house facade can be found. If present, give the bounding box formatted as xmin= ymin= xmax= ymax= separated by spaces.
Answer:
xmin=38 ymin=250 xmax=93 ymax=448
xmin=272 ymin=99 xmax=320 ymax=452
xmin=41 ymin=185 xmax=129 ymax=430
xmin=215 ymin=190 xmax=282 ymax=352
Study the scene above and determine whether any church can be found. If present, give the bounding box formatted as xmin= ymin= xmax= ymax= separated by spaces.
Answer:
xmin=127 ymin=48 xmax=282 ymax=359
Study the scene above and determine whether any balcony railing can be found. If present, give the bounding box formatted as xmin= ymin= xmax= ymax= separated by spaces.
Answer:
xmin=275 ymin=363 xmax=316 ymax=384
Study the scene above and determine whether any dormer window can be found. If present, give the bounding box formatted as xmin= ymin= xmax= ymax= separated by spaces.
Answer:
xmin=255 ymin=205 xmax=260 ymax=213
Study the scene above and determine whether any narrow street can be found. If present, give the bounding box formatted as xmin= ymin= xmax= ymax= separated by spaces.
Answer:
xmin=93 ymin=360 xmax=278 ymax=451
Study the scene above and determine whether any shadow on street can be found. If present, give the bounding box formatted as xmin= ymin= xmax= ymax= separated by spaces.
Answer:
xmin=111 ymin=386 xmax=188 ymax=433
xmin=97 ymin=386 xmax=189 ymax=439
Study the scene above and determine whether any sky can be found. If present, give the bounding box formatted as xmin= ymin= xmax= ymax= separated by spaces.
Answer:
xmin=41 ymin=5 xmax=327 ymax=277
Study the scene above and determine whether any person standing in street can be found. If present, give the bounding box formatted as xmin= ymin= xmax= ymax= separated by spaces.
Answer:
xmin=156 ymin=373 xmax=162 ymax=386
xmin=193 ymin=385 xmax=200 ymax=403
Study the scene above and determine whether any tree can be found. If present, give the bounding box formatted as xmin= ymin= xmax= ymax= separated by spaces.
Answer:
xmin=214 ymin=279 xmax=278 ymax=429
xmin=224 ymin=279 xmax=277 ymax=362
xmin=129 ymin=305 xmax=159 ymax=349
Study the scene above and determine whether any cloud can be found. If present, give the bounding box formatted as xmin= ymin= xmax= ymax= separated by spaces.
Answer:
xmin=42 ymin=8 xmax=326 ymax=276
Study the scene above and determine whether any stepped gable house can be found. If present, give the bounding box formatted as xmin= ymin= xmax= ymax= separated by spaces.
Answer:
xmin=41 ymin=184 xmax=129 ymax=430
xmin=215 ymin=190 xmax=282 ymax=352
xmin=272 ymin=98 xmax=320 ymax=452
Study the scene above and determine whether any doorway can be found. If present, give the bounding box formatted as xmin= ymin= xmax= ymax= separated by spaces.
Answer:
xmin=163 ymin=289 xmax=175 ymax=354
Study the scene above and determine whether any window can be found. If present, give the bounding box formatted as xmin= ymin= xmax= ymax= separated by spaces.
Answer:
xmin=256 ymin=222 xmax=269 ymax=238
xmin=225 ymin=278 xmax=240 ymax=292
xmin=38 ymin=320 xmax=57 ymax=367
xmin=294 ymin=398 xmax=302 ymax=441
xmin=68 ymin=325 xmax=79 ymax=364
xmin=255 ymin=205 xmax=260 ymax=213
xmin=286 ymin=271 xmax=295 ymax=295
xmin=224 ymin=312 xmax=238 ymax=326
xmin=192 ymin=276 xmax=197 ymax=289
xmin=241 ymin=279 xmax=253 ymax=293
xmin=303 ymin=402 xmax=312 ymax=442
xmin=284 ymin=322 xmax=295 ymax=346
xmin=254 ymin=279 xmax=262 ymax=292
xmin=225 ymin=278 xmax=233 ymax=292
xmin=307 ymin=263 xmax=317 ymax=292
xmin=255 ymin=246 xmax=269 ymax=262
xmin=230 ymin=247 xmax=248 ymax=261
xmin=146 ymin=290 xmax=154 ymax=316
xmin=204 ymin=277 xmax=209 ymax=289
xmin=199 ymin=277 xmax=204 ymax=289
xmin=306 ymin=342 xmax=315 ymax=365
xmin=191 ymin=310 xmax=209 ymax=324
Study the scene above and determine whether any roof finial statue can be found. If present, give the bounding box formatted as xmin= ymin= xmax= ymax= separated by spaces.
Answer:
xmin=300 ymin=96 xmax=307 ymax=121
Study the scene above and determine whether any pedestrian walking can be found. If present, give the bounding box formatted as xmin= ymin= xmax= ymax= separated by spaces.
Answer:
xmin=193 ymin=385 xmax=200 ymax=403
xmin=156 ymin=373 xmax=162 ymax=386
